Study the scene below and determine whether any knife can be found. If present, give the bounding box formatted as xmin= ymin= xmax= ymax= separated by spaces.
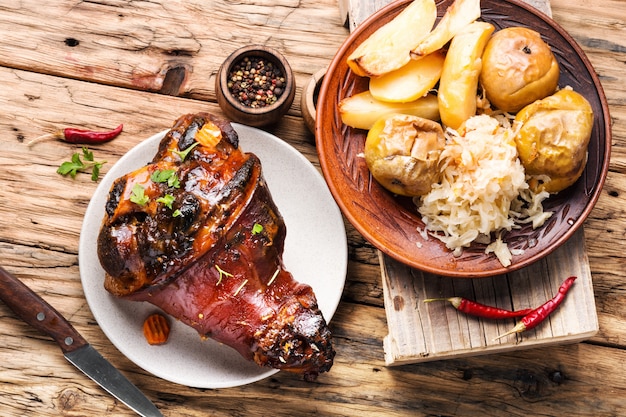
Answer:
xmin=0 ymin=266 xmax=163 ymax=417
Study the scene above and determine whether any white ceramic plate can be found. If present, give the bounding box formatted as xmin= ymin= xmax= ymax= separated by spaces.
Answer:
xmin=79 ymin=124 xmax=347 ymax=389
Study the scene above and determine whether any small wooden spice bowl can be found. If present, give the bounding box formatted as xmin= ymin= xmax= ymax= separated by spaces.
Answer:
xmin=216 ymin=45 xmax=295 ymax=128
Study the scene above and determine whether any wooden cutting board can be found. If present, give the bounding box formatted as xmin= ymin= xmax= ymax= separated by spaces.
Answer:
xmin=338 ymin=0 xmax=599 ymax=365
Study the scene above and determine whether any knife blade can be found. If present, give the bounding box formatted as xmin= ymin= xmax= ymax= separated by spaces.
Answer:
xmin=0 ymin=266 xmax=163 ymax=417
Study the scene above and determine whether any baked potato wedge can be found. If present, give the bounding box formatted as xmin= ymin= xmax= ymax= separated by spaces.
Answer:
xmin=410 ymin=0 xmax=481 ymax=58
xmin=438 ymin=21 xmax=495 ymax=130
xmin=346 ymin=0 xmax=436 ymax=77
xmin=339 ymin=91 xmax=439 ymax=130
xmin=369 ymin=50 xmax=445 ymax=103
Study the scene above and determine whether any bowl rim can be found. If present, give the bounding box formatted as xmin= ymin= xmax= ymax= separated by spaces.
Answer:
xmin=315 ymin=0 xmax=612 ymax=278
xmin=218 ymin=45 xmax=295 ymax=115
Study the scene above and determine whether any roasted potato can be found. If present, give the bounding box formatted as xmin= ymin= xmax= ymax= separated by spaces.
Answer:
xmin=438 ymin=21 xmax=495 ymax=130
xmin=339 ymin=91 xmax=440 ymax=130
xmin=410 ymin=0 xmax=481 ymax=58
xmin=369 ymin=50 xmax=445 ymax=103
xmin=346 ymin=0 xmax=436 ymax=77
xmin=514 ymin=88 xmax=594 ymax=193
xmin=364 ymin=114 xmax=445 ymax=197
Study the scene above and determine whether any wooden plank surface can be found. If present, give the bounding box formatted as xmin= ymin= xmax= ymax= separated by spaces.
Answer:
xmin=0 ymin=0 xmax=345 ymax=109
xmin=382 ymin=230 xmax=598 ymax=365
xmin=0 ymin=0 xmax=626 ymax=416
xmin=340 ymin=0 xmax=599 ymax=365
xmin=340 ymin=0 xmax=551 ymax=30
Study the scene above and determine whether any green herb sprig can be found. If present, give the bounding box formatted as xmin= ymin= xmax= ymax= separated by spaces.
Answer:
xmin=151 ymin=169 xmax=180 ymax=188
xmin=156 ymin=194 xmax=175 ymax=209
xmin=57 ymin=147 xmax=106 ymax=182
xmin=174 ymin=142 xmax=199 ymax=162
xmin=215 ymin=265 xmax=233 ymax=285
xmin=252 ymin=223 xmax=264 ymax=235
xmin=130 ymin=184 xmax=149 ymax=206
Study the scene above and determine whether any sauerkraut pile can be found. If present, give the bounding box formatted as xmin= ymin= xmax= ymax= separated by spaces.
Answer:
xmin=415 ymin=114 xmax=552 ymax=267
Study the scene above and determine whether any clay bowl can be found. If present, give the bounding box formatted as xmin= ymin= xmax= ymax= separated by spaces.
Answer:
xmin=315 ymin=0 xmax=611 ymax=278
xmin=216 ymin=45 xmax=295 ymax=127
xmin=301 ymin=67 xmax=327 ymax=134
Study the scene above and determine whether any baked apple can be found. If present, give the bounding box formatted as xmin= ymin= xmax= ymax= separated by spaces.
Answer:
xmin=480 ymin=27 xmax=559 ymax=113
xmin=514 ymin=88 xmax=594 ymax=193
xmin=364 ymin=114 xmax=445 ymax=197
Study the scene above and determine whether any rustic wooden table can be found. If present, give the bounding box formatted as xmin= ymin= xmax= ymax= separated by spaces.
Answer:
xmin=0 ymin=0 xmax=625 ymax=416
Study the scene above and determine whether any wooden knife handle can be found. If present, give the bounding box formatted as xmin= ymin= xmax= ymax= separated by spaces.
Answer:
xmin=0 ymin=266 xmax=88 ymax=354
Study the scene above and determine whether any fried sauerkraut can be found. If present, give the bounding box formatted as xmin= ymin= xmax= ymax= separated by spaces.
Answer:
xmin=416 ymin=114 xmax=552 ymax=267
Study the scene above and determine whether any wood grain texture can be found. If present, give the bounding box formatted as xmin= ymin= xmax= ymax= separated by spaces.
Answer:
xmin=0 ymin=0 xmax=625 ymax=415
xmin=383 ymin=230 xmax=598 ymax=365
xmin=0 ymin=0 xmax=346 ymax=107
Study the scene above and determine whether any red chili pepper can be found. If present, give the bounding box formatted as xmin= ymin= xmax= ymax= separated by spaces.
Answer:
xmin=424 ymin=297 xmax=533 ymax=319
xmin=63 ymin=124 xmax=123 ymax=143
xmin=494 ymin=276 xmax=577 ymax=341
xmin=27 ymin=124 xmax=123 ymax=147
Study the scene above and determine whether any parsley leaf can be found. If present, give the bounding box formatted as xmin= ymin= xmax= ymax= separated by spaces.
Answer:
xmin=130 ymin=184 xmax=150 ymax=206
xmin=156 ymin=194 xmax=175 ymax=209
xmin=168 ymin=173 xmax=181 ymax=188
xmin=151 ymin=169 xmax=171 ymax=183
xmin=57 ymin=154 xmax=83 ymax=178
xmin=252 ymin=223 xmax=263 ymax=235
xmin=82 ymin=147 xmax=94 ymax=162
xmin=56 ymin=147 xmax=106 ymax=182
xmin=172 ymin=209 xmax=182 ymax=217
xmin=173 ymin=142 xmax=200 ymax=162
xmin=150 ymin=169 xmax=180 ymax=188
xmin=91 ymin=163 xmax=103 ymax=181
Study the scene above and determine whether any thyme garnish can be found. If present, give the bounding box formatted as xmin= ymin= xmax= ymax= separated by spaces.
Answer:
xmin=233 ymin=279 xmax=248 ymax=297
xmin=267 ymin=268 xmax=280 ymax=286
xmin=215 ymin=265 xmax=233 ymax=285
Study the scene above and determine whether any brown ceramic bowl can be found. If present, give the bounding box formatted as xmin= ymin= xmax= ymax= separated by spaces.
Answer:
xmin=301 ymin=67 xmax=327 ymax=134
xmin=315 ymin=0 xmax=611 ymax=278
xmin=216 ymin=45 xmax=295 ymax=127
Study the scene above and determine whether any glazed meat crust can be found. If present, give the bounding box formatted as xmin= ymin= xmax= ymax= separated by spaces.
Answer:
xmin=97 ymin=113 xmax=334 ymax=379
